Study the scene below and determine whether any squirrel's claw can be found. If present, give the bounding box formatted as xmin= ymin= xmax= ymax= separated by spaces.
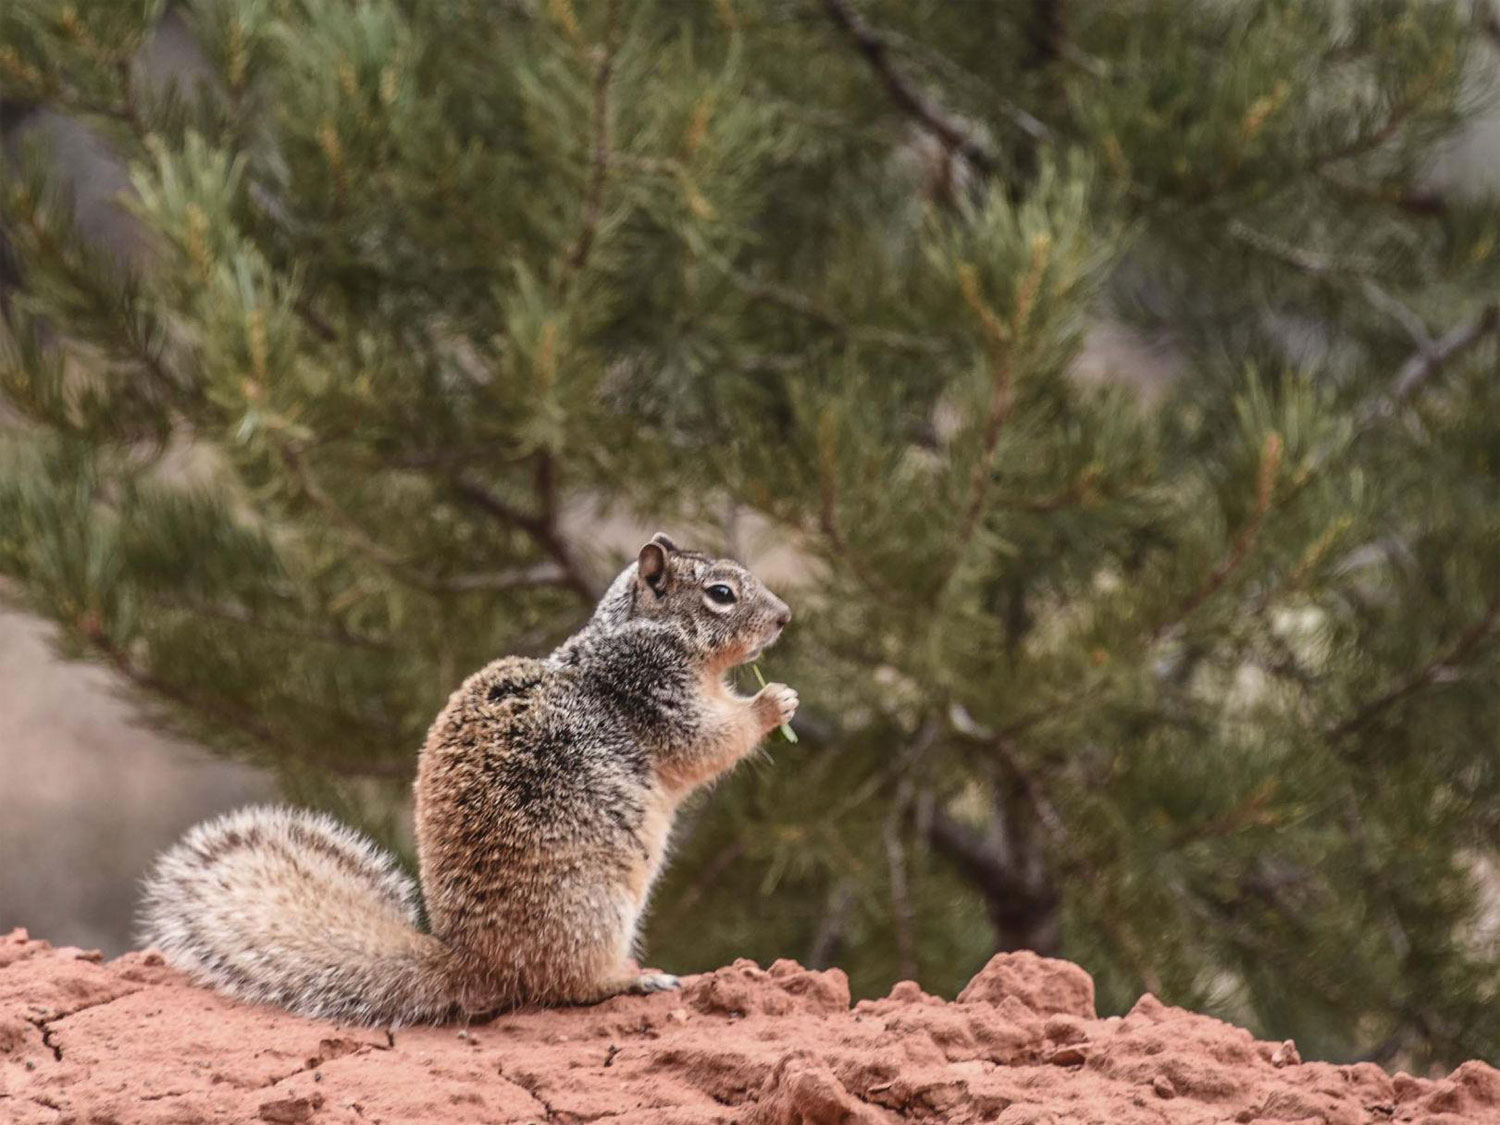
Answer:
xmin=755 ymin=683 xmax=799 ymax=731
xmin=631 ymin=972 xmax=682 ymax=994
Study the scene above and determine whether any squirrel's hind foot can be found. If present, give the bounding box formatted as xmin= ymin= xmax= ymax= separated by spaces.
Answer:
xmin=629 ymin=971 xmax=681 ymax=994
xmin=573 ymin=970 xmax=682 ymax=1005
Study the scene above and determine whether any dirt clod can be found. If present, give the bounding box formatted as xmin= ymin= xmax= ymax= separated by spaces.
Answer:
xmin=2 ymin=928 xmax=1497 ymax=1124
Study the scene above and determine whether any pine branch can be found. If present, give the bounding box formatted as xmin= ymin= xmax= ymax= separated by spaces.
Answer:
xmin=988 ymin=467 xmax=1102 ymax=513
xmin=1023 ymin=0 xmax=1069 ymax=71
xmin=563 ymin=0 xmax=621 ymax=277
xmin=1478 ymin=4 xmax=1500 ymax=52
xmin=958 ymin=323 xmax=1016 ymax=542
xmin=6 ymin=184 xmax=196 ymax=410
xmin=1314 ymin=95 xmax=1421 ymax=169
xmin=83 ymin=625 xmax=280 ymax=751
xmin=1386 ymin=305 xmax=1500 ymax=406
xmin=292 ymin=296 xmax=338 ymax=343
xmin=1324 ymin=304 xmax=1500 ymax=441
xmin=450 ymin=466 xmax=599 ymax=602
xmin=88 ymin=618 xmax=413 ymax=779
xmin=688 ymin=240 xmax=943 ymax=355
xmin=820 ymin=0 xmax=998 ymax=177
xmin=1318 ymin=171 xmax=1450 ymax=218
xmin=953 ymin=234 xmax=1049 ymax=546
xmin=1326 ymin=597 xmax=1500 ymax=743
xmin=148 ymin=594 xmax=395 ymax=652
xmin=282 ymin=446 xmax=575 ymax=597
xmin=1152 ymin=433 xmax=1282 ymax=641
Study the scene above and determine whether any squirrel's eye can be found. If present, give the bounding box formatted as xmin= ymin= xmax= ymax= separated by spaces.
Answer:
xmin=705 ymin=584 xmax=737 ymax=605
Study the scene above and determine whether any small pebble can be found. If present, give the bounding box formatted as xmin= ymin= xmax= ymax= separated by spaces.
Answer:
xmin=1271 ymin=1039 xmax=1301 ymax=1068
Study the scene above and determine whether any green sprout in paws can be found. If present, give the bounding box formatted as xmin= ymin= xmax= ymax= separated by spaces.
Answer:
xmin=752 ymin=663 xmax=799 ymax=743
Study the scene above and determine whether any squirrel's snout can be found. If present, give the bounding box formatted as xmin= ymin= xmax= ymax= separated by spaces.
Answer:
xmin=769 ymin=597 xmax=792 ymax=630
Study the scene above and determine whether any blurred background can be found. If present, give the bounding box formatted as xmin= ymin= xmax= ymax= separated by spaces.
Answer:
xmin=1 ymin=0 xmax=1498 ymax=1069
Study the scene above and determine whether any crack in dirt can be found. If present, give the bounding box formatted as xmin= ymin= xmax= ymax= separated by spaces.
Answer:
xmin=195 ymin=1039 xmax=392 ymax=1096
xmin=496 ymin=1069 xmax=694 ymax=1125
xmin=20 ymin=985 xmax=148 ymax=1066
xmin=24 ymin=1016 xmax=63 ymax=1062
xmin=258 ymin=1041 xmax=388 ymax=1092
xmin=139 ymin=1090 xmax=190 ymax=1102
xmin=258 ymin=1065 xmax=320 ymax=1092
xmin=502 ymin=1068 xmax=568 ymax=1123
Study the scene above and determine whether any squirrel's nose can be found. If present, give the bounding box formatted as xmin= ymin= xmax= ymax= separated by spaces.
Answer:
xmin=774 ymin=604 xmax=792 ymax=629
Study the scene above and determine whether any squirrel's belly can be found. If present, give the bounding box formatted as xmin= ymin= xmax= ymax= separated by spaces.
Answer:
xmin=622 ymin=784 xmax=678 ymax=902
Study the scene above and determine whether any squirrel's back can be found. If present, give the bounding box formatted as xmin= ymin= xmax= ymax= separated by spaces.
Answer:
xmin=138 ymin=805 xmax=460 ymax=1025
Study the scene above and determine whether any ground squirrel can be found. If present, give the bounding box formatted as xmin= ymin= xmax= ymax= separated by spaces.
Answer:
xmin=139 ymin=534 xmax=797 ymax=1025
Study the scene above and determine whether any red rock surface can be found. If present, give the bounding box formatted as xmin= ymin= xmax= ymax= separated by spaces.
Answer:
xmin=2 ymin=928 xmax=1497 ymax=1124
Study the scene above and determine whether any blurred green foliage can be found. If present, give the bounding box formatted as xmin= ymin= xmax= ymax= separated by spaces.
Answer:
xmin=1 ymin=0 xmax=1497 ymax=1066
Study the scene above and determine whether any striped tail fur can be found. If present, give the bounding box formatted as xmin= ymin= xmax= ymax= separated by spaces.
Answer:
xmin=139 ymin=806 xmax=461 ymax=1026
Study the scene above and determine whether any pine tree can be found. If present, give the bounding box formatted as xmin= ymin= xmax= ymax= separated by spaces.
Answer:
xmin=3 ymin=0 xmax=1497 ymax=1066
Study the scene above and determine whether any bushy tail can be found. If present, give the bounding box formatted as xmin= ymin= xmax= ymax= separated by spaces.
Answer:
xmin=139 ymin=805 xmax=461 ymax=1026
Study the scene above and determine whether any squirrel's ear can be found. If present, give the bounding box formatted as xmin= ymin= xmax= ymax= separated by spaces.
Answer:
xmin=637 ymin=541 xmax=670 ymax=594
xmin=649 ymin=532 xmax=678 ymax=553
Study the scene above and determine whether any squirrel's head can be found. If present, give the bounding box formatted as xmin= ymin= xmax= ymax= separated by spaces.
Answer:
xmin=626 ymin=532 xmax=791 ymax=667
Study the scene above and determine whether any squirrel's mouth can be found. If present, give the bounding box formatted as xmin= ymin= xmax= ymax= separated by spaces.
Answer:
xmin=736 ymin=624 xmax=786 ymax=666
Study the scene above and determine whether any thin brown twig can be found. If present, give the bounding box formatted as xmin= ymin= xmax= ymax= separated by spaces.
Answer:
xmin=695 ymin=246 xmax=942 ymax=355
xmin=988 ymin=467 xmax=1102 ymax=514
xmin=955 ymin=237 xmax=1048 ymax=545
xmin=282 ymin=446 xmax=577 ymax=596
xmin=1152 ymin=432 xmax=1282 ymax=641
xmin=292 ymin=297 xmax=337 ymax=343
xmin=1228 ymin=221 xmax=1496 ymax=385
xmin=1317 ymin=171 xmax=1449 ymax=218
xmin=450 ymin=468 xmax=599 ymax=602
xmin=654 ymin=840 xmax=747 ymax=930
xmin=85 ymin=628 xmax=281 ymax=751
xmin=1314 ymin=95 xmax=1419 ymax=171
xmin=883 ymin=796 xmax=919 ymax=982
xmin=1228 ymin=221 xmax=1499 ymax=469
xmin=564 ymin=0 xmax=621 ymax=275
xmin=960 ymin=355 xmax=1016 ymax=541
xmin=148 ymin=594 xmax=394 ymax=652
xmin=1386 ymin=304 xmax=1500 ymax=406
xmin=984 ymin=739 xmax=1162 ymax=991
xmin=820 ymin=0 xmax=997 ymax=176
xmin=1326 ymin=597 xmax=1500 ymax=743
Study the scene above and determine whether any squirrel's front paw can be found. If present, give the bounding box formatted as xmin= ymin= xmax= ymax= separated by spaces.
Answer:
xmin=754 ymin=682 xmax=799 ymax=733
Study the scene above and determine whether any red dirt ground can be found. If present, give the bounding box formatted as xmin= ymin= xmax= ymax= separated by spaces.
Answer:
xmin=2 ymin=928 xmax=1496 ymax=1124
